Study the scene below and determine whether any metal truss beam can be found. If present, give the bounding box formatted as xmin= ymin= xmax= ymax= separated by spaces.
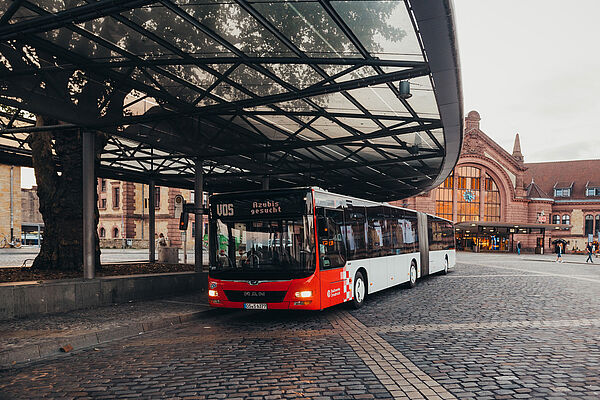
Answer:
xmin=200 ymin=121 xmax=443 ymax=158
xmin=107 ymin=67 xmax=429 ymax=126
xmin=0 ymin=0 xmax=157 ymax=40
xmin=3 ymin=57 xmax=426 ymax=77
xmin=203 ymin=152 xmax=442 ymax=179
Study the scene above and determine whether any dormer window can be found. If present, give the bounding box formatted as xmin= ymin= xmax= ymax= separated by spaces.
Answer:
xmin=554 ymin=188 xmax=571 ymax=197
xmin=585 ymin=182 xmax=600 ymax=196
xmin=553 ymin=181 xmax=573 ymax=198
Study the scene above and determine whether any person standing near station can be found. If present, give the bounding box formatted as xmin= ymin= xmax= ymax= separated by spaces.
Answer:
xmin=555 ymin=242 xmax=563 ymax=263
xmin=585 ymin=242 xmax=594 ymax=263
xmin=517 ymin=241 xmax=521 ymax=255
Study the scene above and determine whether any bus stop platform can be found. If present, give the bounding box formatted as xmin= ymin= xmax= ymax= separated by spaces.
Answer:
xmin=0 ymin=291 xmax=212 ymax=369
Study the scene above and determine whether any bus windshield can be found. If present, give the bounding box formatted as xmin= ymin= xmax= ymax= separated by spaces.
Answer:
xmin=210 ymin=216 xmax=315 ymax=280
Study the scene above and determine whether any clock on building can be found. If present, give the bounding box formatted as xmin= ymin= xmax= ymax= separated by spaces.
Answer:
xmin=463 ymin=190 xmax=475 ymax=202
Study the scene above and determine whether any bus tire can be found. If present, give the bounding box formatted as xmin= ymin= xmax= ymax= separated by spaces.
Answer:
xmin=442 ymin=256 xmax=449 ymax=275
xmin=407 ymin=261 xmax=417 ymax=288
xmin=352 ymin=271 xmax=366 ymax=309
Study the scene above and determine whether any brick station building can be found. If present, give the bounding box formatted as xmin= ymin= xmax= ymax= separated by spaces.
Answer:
xmin=392 ymin=111 xmax=600 ymax=253
xmin=96 ymin=179 xmax=207 ymax=249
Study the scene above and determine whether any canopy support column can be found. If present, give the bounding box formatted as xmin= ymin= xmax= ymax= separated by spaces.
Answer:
xmin=149 ymin=180 xmax=156 ymax=262
xmin=195 ymin=160 xmax=204 ymax=272
xmin=82 ymin=130 xmax=95 ymax=280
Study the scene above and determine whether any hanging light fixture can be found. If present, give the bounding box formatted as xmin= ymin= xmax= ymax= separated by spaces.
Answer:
xmin=398 ymin=80 xmax=412 ymax=99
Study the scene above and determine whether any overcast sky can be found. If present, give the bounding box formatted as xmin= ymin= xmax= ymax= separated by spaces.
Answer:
xmin=453 ymin=0 xmax=600 ymax=162
xmin=21 ymin=0 xmax=600 ymax=189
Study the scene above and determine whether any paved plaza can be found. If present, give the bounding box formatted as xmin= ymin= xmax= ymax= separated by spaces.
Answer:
xmin=1 ymin=252 xmax=599 ymax=399
xmin=0 ymin=248 xmax=206 ymax=268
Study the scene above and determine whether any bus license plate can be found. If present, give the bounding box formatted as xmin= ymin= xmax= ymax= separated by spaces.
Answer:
xmin=244 ymin=303 xmax=267 ymax=310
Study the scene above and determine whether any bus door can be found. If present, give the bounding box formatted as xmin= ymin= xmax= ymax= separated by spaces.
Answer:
xmin=317 ymin=208 xmax=348 ymax=308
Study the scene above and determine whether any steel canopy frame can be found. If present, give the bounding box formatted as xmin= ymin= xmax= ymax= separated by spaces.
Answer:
xmin=0 ymin=0 xmax=462 ymax=201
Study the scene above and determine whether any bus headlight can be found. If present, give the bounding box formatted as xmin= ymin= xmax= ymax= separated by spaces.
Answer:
xmin=208 ymin=290 xmax=219 ymax=297
xmin=295 ymin=290 xmax=313 ymax=298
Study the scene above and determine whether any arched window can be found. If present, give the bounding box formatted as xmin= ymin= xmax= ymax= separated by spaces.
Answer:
xmin=552 ymin=214 xmax=560 ymax=224
xmin=113 ymin=227 xmax=119 ymax=238
xmin=562 ymin=214 xmax=570 ymax=225
xmin=456 ymin=166 xmax=480 ymax=222
xmin=434 ymin=166 xmax=501 ymax=222
xmin=585 ymin=215 xmax=594 ymax=235
xmin=99 ymin=227 xmax=105 ymax=238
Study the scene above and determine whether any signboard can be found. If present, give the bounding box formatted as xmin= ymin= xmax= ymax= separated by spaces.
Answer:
xmin=536 ymin=211 xmax=546 ymax=223
xmin=211 ymin=191 xmax=308 ymax=219
xmin=174 ymin=194 xmax=185 ymax=219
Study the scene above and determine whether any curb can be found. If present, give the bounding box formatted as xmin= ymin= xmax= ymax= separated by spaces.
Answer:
xmin=530 ymin=258 xmax=600 ymax=266
xmin=0 ymin=307 xmax=214 ymax=369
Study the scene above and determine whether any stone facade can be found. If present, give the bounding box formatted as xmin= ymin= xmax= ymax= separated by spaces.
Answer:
xmin=96 ymin=179 xmax=207 ymax=249
xmin=394 ymin=111 xmax=600 ymax=253
xmin=19 ymin=177 xmax=206 ymax=249
xmin=0 ymin=165 xmax=22 ymax=244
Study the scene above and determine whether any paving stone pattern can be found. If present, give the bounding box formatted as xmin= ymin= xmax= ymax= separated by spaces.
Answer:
xmin=0 ymin=292 xmax=209 ymax=350
xmin=0 ymin=252 xmax=599 ymax=399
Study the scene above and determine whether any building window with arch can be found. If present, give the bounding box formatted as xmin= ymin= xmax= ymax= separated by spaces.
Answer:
xmin=585 ymin=215 xmax=594 ymax=235
xmin=562 ymin=214 xmax=570 ymax=225
xmin=552 ymin=214 xmax=560 ymax=224
xmin=113 ymin=227 xmax=119 ymax=238
xmin=434 ymin=165 xmax=501 ymax=222
xmin=456 ymin=166 xmax=480 ymax=222
xmin=99 ymin=227 xmax=105 ymax=238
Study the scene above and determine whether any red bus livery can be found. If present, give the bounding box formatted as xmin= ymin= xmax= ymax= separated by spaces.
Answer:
xmin=208 ymin=188 xmax=455 ymax=310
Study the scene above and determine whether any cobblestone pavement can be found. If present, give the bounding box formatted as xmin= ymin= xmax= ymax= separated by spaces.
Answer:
xmin=0 ymin=292 xmax=210 ymax=351
xmin=0 ymin=252 xmax=599 ymax=399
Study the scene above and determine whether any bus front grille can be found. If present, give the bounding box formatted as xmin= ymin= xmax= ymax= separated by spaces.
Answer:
xmin=224 ymin=290 xmax=287 ymax=303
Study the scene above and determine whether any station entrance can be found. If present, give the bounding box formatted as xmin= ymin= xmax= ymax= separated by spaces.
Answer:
xmin=454 ymin=222 xmax=567 ymax=253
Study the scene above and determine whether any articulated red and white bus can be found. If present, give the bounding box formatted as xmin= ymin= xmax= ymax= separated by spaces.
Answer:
xmin=207 ymin=187 xmax=455 ymax=310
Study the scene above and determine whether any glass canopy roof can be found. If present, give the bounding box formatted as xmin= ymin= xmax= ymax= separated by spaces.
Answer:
xmin=0 ymin=0 xmax=462 ymax=201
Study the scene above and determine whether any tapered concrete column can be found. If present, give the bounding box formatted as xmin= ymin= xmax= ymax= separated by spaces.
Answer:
xmin=262 ymin=175 xmax=270 ymax=190
xmin=195 ymin=160 xmax=204 ymax=272
xmin=149 ymin=180 xmax=156 ymax=262
xmin=82 ymin=131 xmax=95 ymax=279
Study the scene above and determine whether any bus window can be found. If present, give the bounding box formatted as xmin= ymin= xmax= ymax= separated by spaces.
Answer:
xmin=391 ymin=208 xmax=419 ymax=254
xmin=317 ymin=208 xmax=346 ymax=269
xmin=366 ymin=206 xmax=392 ymax=258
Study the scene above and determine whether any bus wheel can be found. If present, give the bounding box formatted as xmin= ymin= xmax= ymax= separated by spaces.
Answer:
xmin=352 ymin=271 xmax=366 ymax=309
xmin=442 ymin=256 xmax=449 ymax=275
xmin=408 ymin=261 xmax=417 ymax=288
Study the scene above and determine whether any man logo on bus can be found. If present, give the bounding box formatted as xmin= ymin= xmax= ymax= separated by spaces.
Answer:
xmin=216 ymin=203 xmax=234 ymax=216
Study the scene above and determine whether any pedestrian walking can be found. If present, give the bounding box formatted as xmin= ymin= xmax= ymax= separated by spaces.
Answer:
xmin=555 ymin=242 xmax=563 ymax=263
xmin=517 ymin=241 xmax=521 ymax=255
xmin=585 ymin=242 xmax=594 ymax=263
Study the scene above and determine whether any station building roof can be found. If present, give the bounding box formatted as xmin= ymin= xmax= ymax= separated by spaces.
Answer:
xmin=0 ymin=0 xmax=462 ymax=201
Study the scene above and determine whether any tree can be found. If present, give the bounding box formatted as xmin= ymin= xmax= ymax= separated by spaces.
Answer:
xmin=0 ymin=0 xmax=405 ymax=270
